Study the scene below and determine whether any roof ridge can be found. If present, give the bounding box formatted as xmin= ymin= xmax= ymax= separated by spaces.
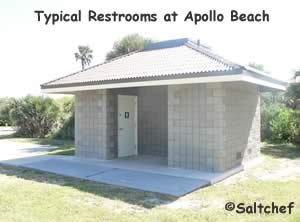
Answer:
xmin=185 ymin=41 xmax=242 ymax=70
xmin=143 ymin=38 xmax=188 ymax=51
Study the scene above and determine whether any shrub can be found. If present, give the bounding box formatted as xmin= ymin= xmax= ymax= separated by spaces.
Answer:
xmin=292 ymin=110 xmax=300 ymax=143
xmin=260 ymin=92 xmax=284 ymax=141
xmin=261 ymin=103 xmax=281 ymax=141
xmin=285 ymin=83 xmax=300 ymax=109
xmin=10 ymin=96 xmax=59 ymax=138
xmin=52 ymin=96 xmax=75 ymax=140
xmin=52 ymin=114 xmax=74 ymax=140
xmin=0 ymin=97 xmax=14 ymax=126
xmin=260 ymin=92 xmax=300 ymax=143
xmin=270 ymin=107 xmax=298 ymax=142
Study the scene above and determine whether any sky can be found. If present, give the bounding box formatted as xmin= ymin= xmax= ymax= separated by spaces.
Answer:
xmin=0 ymin=0 xmax=299 ymax=97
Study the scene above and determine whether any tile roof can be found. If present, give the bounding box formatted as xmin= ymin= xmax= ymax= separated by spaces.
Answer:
xmin=41 ymin=38 xmax=243 ymax=88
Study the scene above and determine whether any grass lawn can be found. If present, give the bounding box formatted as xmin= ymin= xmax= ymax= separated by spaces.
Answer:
xmin=0 ymin=142 xmax=299 ymax=221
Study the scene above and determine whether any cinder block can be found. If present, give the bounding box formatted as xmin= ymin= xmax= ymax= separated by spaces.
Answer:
xmin=168 ymin=82 xmax=260 ymax=172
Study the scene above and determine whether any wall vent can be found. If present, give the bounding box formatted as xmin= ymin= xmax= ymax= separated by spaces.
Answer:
xmin=236 ymin=152 xmax=242 ymax=160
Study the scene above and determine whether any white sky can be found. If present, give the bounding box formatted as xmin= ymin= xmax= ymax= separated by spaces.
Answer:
xmin=0 ymin=0 xmax=299 ymax=97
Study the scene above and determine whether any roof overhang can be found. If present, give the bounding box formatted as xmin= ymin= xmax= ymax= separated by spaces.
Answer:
xmin=41 ymin=70 xmax=286 ymax=94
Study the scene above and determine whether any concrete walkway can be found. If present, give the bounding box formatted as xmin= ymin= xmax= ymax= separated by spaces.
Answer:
xmin=21 ymin=157 xmax=209 ymax=196
xmin=0 ymin=146 xmax=209 ymax=196
xmin=0 ymin=137 xmax=242 ymax=196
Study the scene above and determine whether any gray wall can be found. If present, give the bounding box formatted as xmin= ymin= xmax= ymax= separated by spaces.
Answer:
xmin=222 ymin=82 xmax=260 ymax=168
xmin=75 ymin=90 xmax=110 ymax=159
xmin=168 ymin=82 xmax=260 ymax=172
xmin=74 ymin=82 xmax=260 ymax=172
xmin=137 ymin=86 xmax=168 ymax=156
xmin=109 ymin=86 xmax=168 ymax=157
xmin=74 ymin=86 xmax=167 ymax=160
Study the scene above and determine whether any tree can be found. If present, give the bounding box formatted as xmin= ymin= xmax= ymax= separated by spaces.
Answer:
xmin=106 ymin=33 xmax=154 ymax=61
xmin=256 ymin=65 xmax=300 ymax=143
xmin=10 ymin=96 xmax=59 ymax=138
xmin=248 ymin=62 xmax=265 ymax=71
xmin=75 ymin=45 xmax=93 ymax=70
xmin=52 ymin=96 xmax=75 ymax=140
xmin=285 ymin=70 xmax=300 ymax=109
xmin=0 ymin=97 xmax=14 ymax=126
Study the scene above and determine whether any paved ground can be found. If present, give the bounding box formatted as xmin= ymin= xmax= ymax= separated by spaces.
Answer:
xmin=0 ymin=126 xmax=15 ymax=136
xmin=0 ymin=131 xmax=239 ymax=196
xmin=0 ymin=139 xmax=56 ymax=161
xmin=0 ymin=142 xmax=209 ymax=196
xmin=22 ymin=158 xmax=208 ymax=196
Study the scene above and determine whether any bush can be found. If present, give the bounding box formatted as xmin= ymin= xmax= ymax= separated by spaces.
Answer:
xmin=261 ymin=103 xmax=281 ymax=141
xmin=292 ymin=110 xmax=300 ymax=143
xmin=52 ymin=114 xmax=74 ymax=140
xmin=0 ymin=97 xmax=14 ymax=126
xmin=52 ymin=96 xmax=75 ymax=140
xmin=270 ymin=107 xmax=298 ymax=142
xmin=285 ymin=83 xmax=300 ymax=109
xmin=261 ymin=92 xmax=300 ymax=143
xmin=260 ymin=92 xmax=284 ymax=140
xmin=10 ymin=96 xmax=59 ymax=138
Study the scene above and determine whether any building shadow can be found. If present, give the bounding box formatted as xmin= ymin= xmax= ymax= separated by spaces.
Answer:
xmin=261 ymin=143 xmax=300 ymax=160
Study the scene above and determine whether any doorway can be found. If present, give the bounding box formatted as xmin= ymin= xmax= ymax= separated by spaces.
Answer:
xmin=118 ymin=95 xmax=138 ymax=157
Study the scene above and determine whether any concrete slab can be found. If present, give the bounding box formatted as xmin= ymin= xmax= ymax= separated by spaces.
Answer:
xmin=18 ymin=158 xmax=208 ymax=196
xmin=89 ymin=168 xmax=208 ymax=196
xmin=77 ymin=155 xmax=227 ymax=181
xmin=0 ymin=139 xmax=241 ymax=196
xmin=23 ymin=159 xmax=114 ymax=179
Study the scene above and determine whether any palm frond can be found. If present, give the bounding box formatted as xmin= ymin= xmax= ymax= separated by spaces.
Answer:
xmin=75 ymin=45 xmax=93 ymax=70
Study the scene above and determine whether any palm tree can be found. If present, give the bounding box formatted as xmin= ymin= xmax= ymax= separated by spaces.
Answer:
xmin=74 ymin=45 xmax=93 ymax=70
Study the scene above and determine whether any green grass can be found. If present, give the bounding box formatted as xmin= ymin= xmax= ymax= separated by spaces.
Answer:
xmin=0 ymin=143 xmax=299 ymax=221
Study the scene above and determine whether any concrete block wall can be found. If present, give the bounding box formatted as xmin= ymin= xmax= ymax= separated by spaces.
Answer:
xmin=75 ymin=90 xmax=110 ymax=159
xmin=137 ymin=86 xmax=168 ymax=156
xmin=106 ymin=90 xmax=118 ymax=159
xmin=74 ymin=83 xmax=260 ymax=172
xmin=168 ymin=83 xmax=224 ymax=171
xmin=168 ymin=82 xmax=260 ymax=172
xmin=222 ymin=82 xmax=260 ymax=169
xmin=92 ymin=86 xmax=168 ymax=158
xmin=75 ymin=87 xmax=168 ymax=160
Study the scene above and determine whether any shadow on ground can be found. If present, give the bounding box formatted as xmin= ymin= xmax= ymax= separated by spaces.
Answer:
xmin=0 ymin=134 xmax=15 ymax=140
xmin=0 ymin=135 xmax=75 ymax=156
xmin=261 ymin=143 xmax=300 ymax=159
xmin=0 ymin=163 xmax=176 ymax=208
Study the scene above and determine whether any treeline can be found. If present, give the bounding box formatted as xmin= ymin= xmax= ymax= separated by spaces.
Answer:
xmin=0 ymin=96 xmax=74 ymax=139
xmin=261 ymin=91 xmax=300 ymax=143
